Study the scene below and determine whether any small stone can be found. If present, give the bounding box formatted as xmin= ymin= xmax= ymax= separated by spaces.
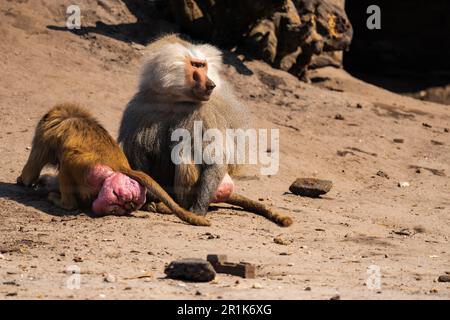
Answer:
xmin=73 ymin=257 xmax=83 ymax=263
xmin=274 ymin=236 xmax=292 ymax=246
xmin=430 ymin=288 xmax=438 ymax=293
xmin=289 ymin=178 xmax=332 ymax=198
xmin=422 ymin=123 xmax=432 ymax=128
xmin=330 ymin=294 xmax=340 ymax=300
xmin=398 ymin=181 xmax=410 ymax=188
xmin=334 ymin=114 xmax=345 ymax=120
xmin=393 ymin=228 xmax=411 ymax=236
xmin=376 ymin=171 xmax=389 ymax=179
xmin=104 ymin=274 xmax=116 ymax=283
xmin=437 ymin=275 xmax=450 ymax=282
xmin=393 ymin=138 xmax=404 ymax=143
xmin=0 ymin=254 xmax=5 ymax=260
xmin=252 ymin=283 xmax=263 ymax=289
xmin=6 ymin=292 xmax=18 ymax=297
xmin=304 ymin=286 xmax=311 ymax=291
xmin=164 ymin=259 xmax=216 ymax=282
xmin=195 ymin=290 xmax=202 ymax=296
xmin=431 ymin=140 xmax=444 ymax=146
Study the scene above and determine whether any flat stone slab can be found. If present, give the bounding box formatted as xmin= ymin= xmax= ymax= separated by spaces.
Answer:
xmin=289 ymin=178 xmax=332 ymax=198
xmin=164 ymin=259 xmax=216 ymax=282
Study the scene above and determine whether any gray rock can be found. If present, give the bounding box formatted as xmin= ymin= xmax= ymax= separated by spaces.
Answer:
xmin=438 ymin=275 xmax=450 ymax=282
xmin=289 ymin=178 xmax=332 ymax=197
xmin=164 ymin=259 xmax=216 ymax=282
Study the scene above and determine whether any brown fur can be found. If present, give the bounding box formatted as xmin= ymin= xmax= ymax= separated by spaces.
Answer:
xmin=18 ymin=103 xmax=210 ymax=226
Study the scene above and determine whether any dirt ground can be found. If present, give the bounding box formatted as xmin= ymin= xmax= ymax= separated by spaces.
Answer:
xmin=1 ymin=1 xmax=450 ymax=300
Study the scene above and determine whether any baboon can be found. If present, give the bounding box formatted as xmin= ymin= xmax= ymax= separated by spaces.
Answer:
xmin=17 ymin=103 xmax=210 ymax=226
xmin=118 ymin=35 xmax=292 ymax=227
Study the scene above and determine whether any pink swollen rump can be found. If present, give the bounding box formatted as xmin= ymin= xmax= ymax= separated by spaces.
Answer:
xmin=211 ymin=173 xmax=234 ymax=203
xmin=88 ymin=165 xmax=147 ymax=215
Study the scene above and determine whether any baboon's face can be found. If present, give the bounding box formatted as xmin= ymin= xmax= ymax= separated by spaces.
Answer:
xmin=185 ymin=57 xmax=216 ymax=101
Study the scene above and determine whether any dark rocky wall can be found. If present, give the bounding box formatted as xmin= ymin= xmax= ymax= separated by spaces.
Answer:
xmin=345 ymin=0 xmax=450 ymax=88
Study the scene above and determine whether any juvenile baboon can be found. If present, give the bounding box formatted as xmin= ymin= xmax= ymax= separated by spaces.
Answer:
xmin=17 ymin=103 xmax=210 ymax=226
xmin=119 ymin=35 xmax=292 ymax=227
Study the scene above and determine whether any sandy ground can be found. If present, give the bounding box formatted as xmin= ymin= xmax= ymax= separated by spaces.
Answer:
xmin=1 ymin=1 xmax=450 ymax=300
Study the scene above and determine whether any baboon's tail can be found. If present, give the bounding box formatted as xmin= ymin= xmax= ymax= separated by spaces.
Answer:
xmin=121 ymin=169 xmax=211 ymax=227
xmin=226 ymin=193 xmax=293 ymax=227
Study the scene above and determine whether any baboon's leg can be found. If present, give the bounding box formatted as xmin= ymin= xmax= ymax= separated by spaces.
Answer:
xmin=226 ymin=193 xmax=293 ymax=227
xmin=173 ymin=163 xmax=200 ymax=210
xmin=47 ymin=170 xmax=77 ymax=210
xmin=188 ymin=164 xmax=227 ymax=215
xmin=17 ymin=147 xmax=50 ymax=186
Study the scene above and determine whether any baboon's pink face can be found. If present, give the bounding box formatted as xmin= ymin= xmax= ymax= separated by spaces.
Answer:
xmin=185 ymin=57 xmax=216 ymax=101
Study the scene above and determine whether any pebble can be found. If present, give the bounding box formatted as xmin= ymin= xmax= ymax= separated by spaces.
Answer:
xmin=104 ymin=274 xmax=116 ymax=283
xmin=393 ymin=138 xmax=404 ymax=143
xmin=376 ymin=171 xmax=389 ymax=179
xmin=398 ymin=181 xmax=410 ymax=188
xmin=289 ymin=178 xmax=332 ymax=198
xmin=164 ymin=259 xmax=216 ymax=282
xmin=274 ymin=236 xmax=292 ymax=246
xmin=437 ymin=275 xmax=450 ymax=282
xmin=334 ymin=114 xmax=345 ymax=120
xmin=252 ymin=283 xmax=263 ymax=289
xmin=0 ymin=253 xmax=5 ymax=260
xmin=330 ymin=294 xmax=341 ymax=300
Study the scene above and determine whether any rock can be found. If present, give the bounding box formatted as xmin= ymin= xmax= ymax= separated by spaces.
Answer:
xmin=304 ymin=286 xmax=312 ymax=291
xmin=167 ymin=0 xmax=352 ymax=81
xmin=376 ymin=171 xmax=389 ymax=179
xmin=393 ymin=138 xmax=404 ymax=143
xmin=274 ymin=236 xmax=292 ymax=246
xmin=252 ymin=283 xmax=263 ymax=289
xmin=330 ymin=294 xmax=341 ymax=300
xmin=431 ymin=140 xmax=444 ymax=146
xmin=437 ymin=275 xmax=450 ymax=282
xmin=289 ymin=178 xmax=332 ymax=197
xmin=334 ymin=113 xmax=345 ymax=120
xmin=392 ymin=228 xmax=411 ymax=236
xmin=103 ymin=274 xmax=116 ymax=283
xmin=164 ymin=259 xmax=216 ymax=282
xmin=430 ymin=288 xmax=438 ymax=294
xmin=73 ymin=257 xmax=83 ymax=263
xmin=398 ymin=181 xmax=410 ymax=188
xmin=0 ymin=253 xmax=5 ymax=260
xmin=207 ymin=254 xmax=256 ymax=278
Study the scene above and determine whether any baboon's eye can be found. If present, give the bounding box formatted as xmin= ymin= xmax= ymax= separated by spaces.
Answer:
xmin=191 ymin=61 xmax=206 ymax=68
